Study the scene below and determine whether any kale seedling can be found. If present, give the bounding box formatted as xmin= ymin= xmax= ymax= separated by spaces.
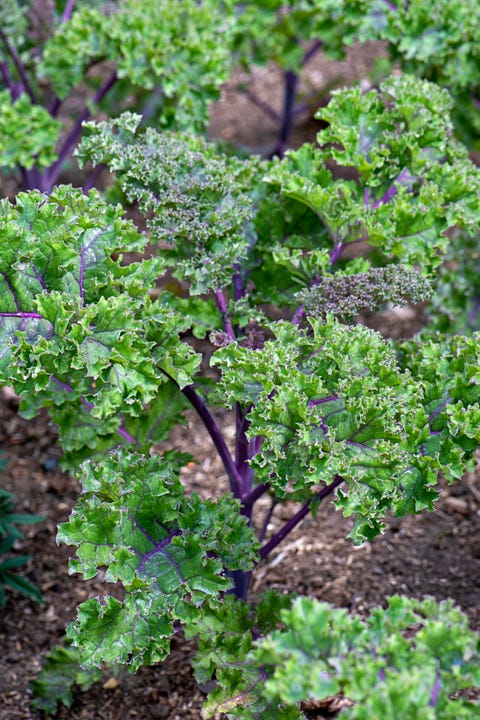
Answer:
xmin=0 ymin=459 xmax=42 ymax=606
xmin=1 ymin=76 xmax=480 ymax=717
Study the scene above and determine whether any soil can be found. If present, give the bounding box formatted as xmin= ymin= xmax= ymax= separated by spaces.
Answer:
xmin=2 ymin=44 xmax=480 ymax=720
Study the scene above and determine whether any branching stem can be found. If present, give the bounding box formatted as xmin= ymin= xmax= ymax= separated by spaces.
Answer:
xmin=259 ymin=474 xmax=345 ymax=560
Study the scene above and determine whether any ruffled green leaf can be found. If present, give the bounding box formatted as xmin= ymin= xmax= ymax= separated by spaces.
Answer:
xmin=78 ymin=113 xmax=257 ymax=295
xmin=0 ymin=186 xmax=200 ymax=467
xmin=213 ymin=316 xmax=443 ymax=542
xmin=251 ymin=595 xmax=480 ymax=719
xmin=59 ymin=450 xmax=260 ymax=669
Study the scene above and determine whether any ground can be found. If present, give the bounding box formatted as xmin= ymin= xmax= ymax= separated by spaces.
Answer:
xmin=1 ymin=45 xmax=480 ymax=720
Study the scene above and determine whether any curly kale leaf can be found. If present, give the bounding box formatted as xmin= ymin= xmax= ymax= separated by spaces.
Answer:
xmin=369 ymin=0 xmax=480 ymax=145
xmin=0 ymin=186 xmax=200 ymax=466
xmin=251 ymin=595 xmax=480 ymax=719
xmin=77 ymin=113 xmax=258 ymax=295
xmin=0 ymin=91 xmax=61 ymax=169
xmin=212 ymin=316 xmax=453 ymax=543
xmin=58 ymin=450 xmax=260 ymax=670
xmin=39 ymin=0 xmax=235 ymax=131
xmin=265 ymin=75 xmax=480 ymax=274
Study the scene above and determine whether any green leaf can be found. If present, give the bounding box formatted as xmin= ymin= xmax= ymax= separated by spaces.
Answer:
xmin=0 ymin=186 xmax=200 ymax=467
xmin=30 ymin=643 xmax=102 ymax=714
xmin=78 ymin=114 xmax=257 ymax=295
xmin=40 ymin=0 xmax=235 ymax=131
xmin=59 ymin=449 xmax=259 ymax=669
xmin=250 ymin=595 xmax=480 ymax=719
xmin=265 ymin=76 xmax=480 ymax=275
xmin=213 ymin=316 xmax=436 ymax=543
xmin=0 ymin=91 xmax=61 ymax=170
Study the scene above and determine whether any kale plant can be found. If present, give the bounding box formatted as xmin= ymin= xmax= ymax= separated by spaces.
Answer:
xmin=2 ymin=75 xmax=480 ymax=717
xmin=0 ymin=0 xmax=235 ymax=192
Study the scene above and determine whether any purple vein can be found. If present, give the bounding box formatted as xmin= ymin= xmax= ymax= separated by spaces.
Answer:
xmin=79 ymin=247 xmax=86 ymax=302
xmin=137 ymin=529 xmax=182 ymax=575
xmin=1 ymin=272 xmax=20 ymax=311
xmin=346 ymin=439 xmax=375 ymax=451
xmin=427 ymin=396 xmax=451 ymax=425
xmin=128 ymin=512 xmax=157 ymax=546
xmin=372 ymin=168 xmax=410 ymax=209
xmin=0 ymin=311 xmax=43 ymax=319
xmin=32 ymin=265 xmax=47 ymax=290
xmin=309 ymin=395 xmax=339 ymax=408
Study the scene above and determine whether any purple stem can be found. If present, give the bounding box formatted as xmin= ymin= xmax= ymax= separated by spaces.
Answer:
xmin=272 ymin=70 xmax=299 ymax=158
xmin=232 ymin=261 xmax=246 ymax=303
xmin=47 ymin=96 xmax=62 ymax=117
xmin=291 ymin=304 xmax=305 ymax=326
xmin=329 ymin=242 xmax=344 ymax=267
xmin=0 ymin=29 xmax=36 ymax=103
xmin=0 ymin=60 xmax=20 ymax=100
xmin=429 ymin=671 xmax=441 ymax=707
xmin=61 ymin=0 xmax=76 ymax=23
xmin=215 ymin=288 xmax=236 ymax=341
xmin=235 ymin=404 xmax=255 ymax=498
xmin=176 ymin=381 xmax=242 ymax=497
xmin=39 ymin=69 xmax=118 ymax=192
xmin=259 ymin=474 xmax=345 ymax=560
xmin=242 ymin=88 xmax=281 ymax=125
xmin=258 ymin=498 xmax=276 ymax=543
xmin=242 ymin=481 xmax=270 ymax=508
xmin=302 ymin=39 xmax=323 ymax=66
xmin=82 ymin=163 xmax=107 ymax=194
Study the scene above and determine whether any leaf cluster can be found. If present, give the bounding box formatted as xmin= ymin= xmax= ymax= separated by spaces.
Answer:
xmin=250 ymin=595 xmax=480 ymax=719
xmin=58 ymin=450 xmax=259 ymax=670
xmin=38 ymin=0 xmax=235 ymax=130
xmin=0 ymin=186 xmax=199 ymax=466
xmin=366 ymin=0 xmax=480 ymax=145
